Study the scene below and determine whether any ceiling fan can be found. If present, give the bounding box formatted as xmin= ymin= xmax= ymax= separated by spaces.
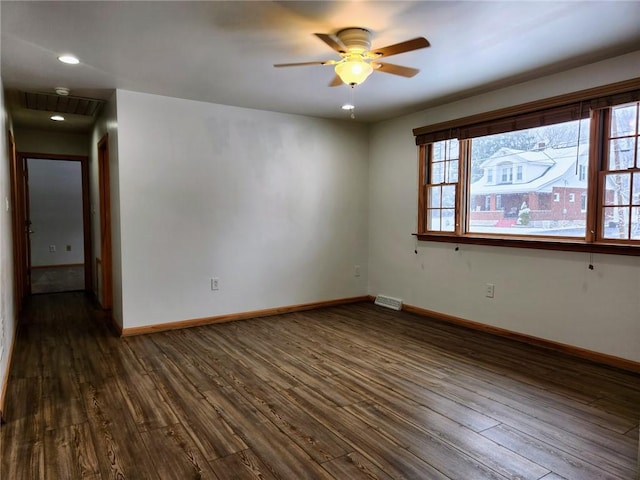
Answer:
xmin=274 ymin=28 xmax=430 ymax=87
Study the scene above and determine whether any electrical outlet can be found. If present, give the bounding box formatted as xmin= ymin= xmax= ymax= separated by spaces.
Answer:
xmin=354 ymin=265 xmax=361 ymax=277
xmin=211 ymin=277 xmax=219 ymax=291
xmin=485 ymin=283 xmax=495 ymax=298
xmin=49 ymin=245 xmax=56 ymax=253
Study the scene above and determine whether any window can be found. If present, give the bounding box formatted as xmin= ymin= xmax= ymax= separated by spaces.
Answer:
xmin=601 ymin=102 xmax=640 ymax=240
xmin=414 ymin=79 xmax=640 ymax=253
xmin=466 ymin=121 xmax=588 ymax=236
xmin=420 ymin=139 xmax=459 ymax=233
xmin=499 ymin=163 xmax=513 ymax=184
xmin=579 ymin=164 xmax=587 ymax=181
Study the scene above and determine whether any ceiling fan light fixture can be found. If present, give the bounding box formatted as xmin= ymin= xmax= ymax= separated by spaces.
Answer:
xmin=335 ymin=57 xmax=373 ymax=86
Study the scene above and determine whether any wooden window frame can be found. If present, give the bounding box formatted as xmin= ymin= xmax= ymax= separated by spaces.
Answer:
xmin=414 ymin=78 xmax=640 ymax=256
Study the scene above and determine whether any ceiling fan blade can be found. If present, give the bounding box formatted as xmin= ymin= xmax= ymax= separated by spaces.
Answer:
xmin=314 ymin=33 xmax=347 ymax=53
xmin=372 ymin=37 xmax=430 ymax=58
xmin=329 ymin=75 xmax=343 ymax=87
xmin=274 ymin=60 xmax=334 ymax=68
xmin=372 ymin=62 xmax=420 ymax=78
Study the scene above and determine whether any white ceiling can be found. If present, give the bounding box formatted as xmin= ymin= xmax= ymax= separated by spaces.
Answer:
xmin=2 ymin=1 xmax=640 ymax=132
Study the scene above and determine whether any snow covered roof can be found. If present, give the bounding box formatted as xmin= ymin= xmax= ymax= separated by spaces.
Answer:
xmin=471 ymin=144 xmax=589 ymax=195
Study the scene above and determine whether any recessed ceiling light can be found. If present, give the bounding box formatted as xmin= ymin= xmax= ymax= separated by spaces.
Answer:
xmin=58 ymin=54 xmax=79 ymax=65
xmin=50 ymin=115 xmax=65 ymax=121
xmin=341 ymin=103 xmax=355 ymax=110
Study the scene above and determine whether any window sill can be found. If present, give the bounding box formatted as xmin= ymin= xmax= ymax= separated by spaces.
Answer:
xmin=413 ymin=233 xmax=640 ymax=256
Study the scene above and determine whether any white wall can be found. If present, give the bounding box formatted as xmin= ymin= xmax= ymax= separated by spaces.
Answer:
xmin=115 ymin=90 xmax=369 ymax=329
xmin=27 ymin=159 xmax=84 ymax=266
xmin=0 ymin=78 xmax=17 ymax=412
xmin=369 ymin=51 xmax=640 ymax=363
xmin=90 ymin=92 xmax=122 ymax=327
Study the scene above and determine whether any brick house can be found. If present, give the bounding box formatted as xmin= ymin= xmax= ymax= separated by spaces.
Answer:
xmin=469 ymin=144 xmax=590 ymax=229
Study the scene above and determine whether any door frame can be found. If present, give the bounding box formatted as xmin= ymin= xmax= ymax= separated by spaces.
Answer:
xmin=14 ymin=152 xmax=92 ymax=298
xmin=8 ymin=132 xmax=27 ymax=310
xmin=97 ymin=134 xmax=112 ymax=310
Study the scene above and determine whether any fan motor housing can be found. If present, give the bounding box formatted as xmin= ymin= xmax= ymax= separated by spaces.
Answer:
xmin=337 ymin=28 xmax=372 ymax=54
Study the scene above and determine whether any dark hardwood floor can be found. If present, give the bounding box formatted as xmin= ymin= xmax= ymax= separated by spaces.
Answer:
xmin=30 ymin=265 xmax=85 ymax=294
xmin=1 ymin=292 xmax=638 ymax=479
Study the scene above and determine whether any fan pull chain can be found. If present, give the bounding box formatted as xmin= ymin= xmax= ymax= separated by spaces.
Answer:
xmin=350 ymin=86 xmax=356 ymax=119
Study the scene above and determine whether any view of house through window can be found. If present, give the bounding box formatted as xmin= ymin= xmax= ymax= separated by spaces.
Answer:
xmin=415 ymin=85 xmax=640 ymax=250
xmin=467 ymin=119 xmax=589 ymax=237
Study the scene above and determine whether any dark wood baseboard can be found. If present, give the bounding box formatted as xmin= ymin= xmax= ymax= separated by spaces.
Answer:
xmin=31 ymin=263 xmax=84 ymax=269
xmin=398 ymin=301 xmax=640 ymax=374
xmin=121 ymin=296 xmax=370 ymax=337
xmin=0 ymin=317 xmax=18 ymax=423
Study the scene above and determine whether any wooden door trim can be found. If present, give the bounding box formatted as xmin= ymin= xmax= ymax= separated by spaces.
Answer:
xmin=7 ymin=132 xmax=25 ymax=311
xmin=97 ymin=135 xmax=112 ymax=310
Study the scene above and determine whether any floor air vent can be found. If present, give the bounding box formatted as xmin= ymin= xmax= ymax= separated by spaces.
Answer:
xmin=374 ymin=295 xmax=403 ymax=311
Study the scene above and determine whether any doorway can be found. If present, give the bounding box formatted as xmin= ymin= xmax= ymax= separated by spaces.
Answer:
xmin=27 ymin=158 xmax=86 ymax=293
xmin=14 ymin=153 xmax=91 ymax=296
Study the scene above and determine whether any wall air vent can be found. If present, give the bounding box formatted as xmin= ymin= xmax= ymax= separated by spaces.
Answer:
xmin=374 ymin=295 xmax=403 ymax=311
xmin=21 ymin=91 xmax=104 ymax=117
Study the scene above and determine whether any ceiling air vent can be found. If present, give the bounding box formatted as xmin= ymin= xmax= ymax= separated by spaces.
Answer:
xmin=20 ymin=91 xmax=104 ymax=117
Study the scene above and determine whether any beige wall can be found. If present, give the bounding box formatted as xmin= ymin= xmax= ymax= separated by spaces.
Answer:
xmin=114 ymin=89 xmax=370 ymax=329
xmin=0 ymin=79 xmax=17 ymax=415
xmin=368 ymin=51 xmax=640 ymax=363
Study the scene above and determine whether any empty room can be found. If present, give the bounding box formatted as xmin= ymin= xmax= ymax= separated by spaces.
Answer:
xmin=0 ymin=2 xmax=639 ymax=479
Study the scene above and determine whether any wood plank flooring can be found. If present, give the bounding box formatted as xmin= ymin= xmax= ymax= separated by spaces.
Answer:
xmin=1 ymin=292 xmax=638 ymax=479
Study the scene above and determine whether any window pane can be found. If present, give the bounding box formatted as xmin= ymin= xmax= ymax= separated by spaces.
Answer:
xmin=427 ymin=209 xmax=455 ymax=231
xmin=468 ymin=120 xmax=588 ymax=237
xmin=608 ymin=138 xmax=635 ymax=170
xmin=633 ymin=207 xmax=640 ymax=240
xmin=448 ymin=160 xmax=459 ymax=183
xmin=602 ymin=207 xmax=630 ymax=239
xmin=603 ymin=173 xmax=630 ymax=206
xmin=427 ymin=209 xmax=441 ymax=230
xmin=611 ymin=104 xmax=637 ymax=138
xmin=448 ymin=139 xmax=459 ymax=160
xmin=442 ymin=185 xmax=456 ymax=208
xmin=432 ymin=142 xmax=445 ymax=162
xmin=441 ymin=209 xmax=455 ymax=231
xmin=429 ymin=186 xmax=442 ymax=208
xmin=431 ymin=162 xmax=444 ymax=184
